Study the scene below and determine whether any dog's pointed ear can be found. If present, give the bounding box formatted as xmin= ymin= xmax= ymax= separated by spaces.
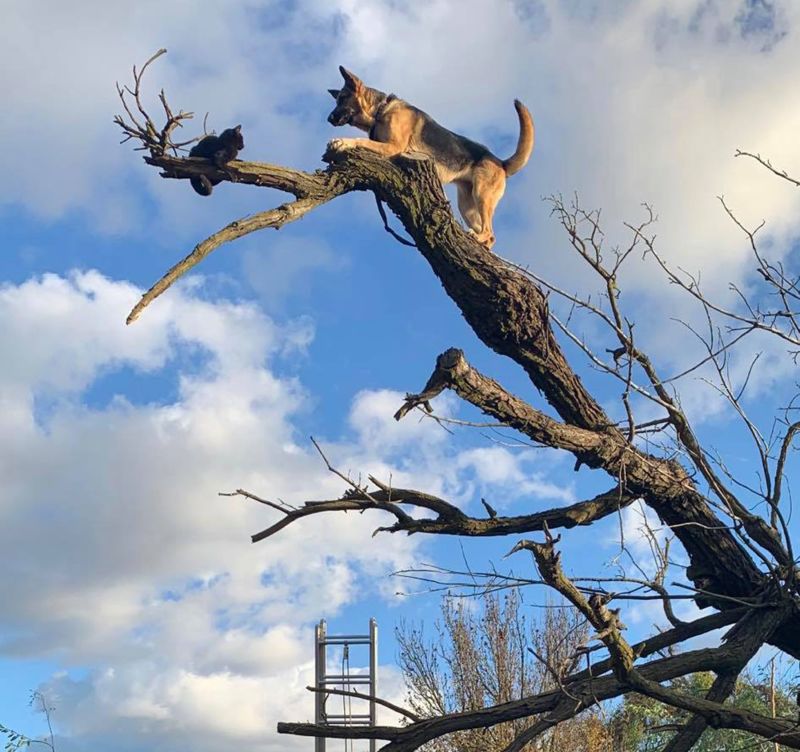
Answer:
xmin=339 ymin=65 xmax=362 ymax=91
xmin=328 ymin=88 xmax=340 ymax=99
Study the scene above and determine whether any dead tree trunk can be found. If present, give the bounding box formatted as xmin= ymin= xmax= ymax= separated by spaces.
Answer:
xmin=117 ymin=53 xmax=800 ymax=752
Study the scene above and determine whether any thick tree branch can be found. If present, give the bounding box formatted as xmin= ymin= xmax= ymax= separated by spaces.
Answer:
xmin=395 ymin=348 xmax=774 ymax=612
xmin=509 ymin=525 xmax=635 ymax=679
xmin=660 ymin=670 xmax=740 ymax=752
xmin=235 ymin=482 xmax=639 ymax=542
xmin=280 ymin=608 xmax=796 ymax=750
xmin=117 ymin=55 xmax=800 ymax=749
xmin=510 ymin=528 xmax=799 ymax=749
xmin=144 ymin=153 xmax=334 ymax=199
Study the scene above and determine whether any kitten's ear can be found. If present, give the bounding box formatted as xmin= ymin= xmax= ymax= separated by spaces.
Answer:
xmin=328 ymin=88 xmax=340 ymax=99
xmin=234 ymin=124 xmax=242 ymax=132
xmin=339 ymin=65 xmax=362 ymax=91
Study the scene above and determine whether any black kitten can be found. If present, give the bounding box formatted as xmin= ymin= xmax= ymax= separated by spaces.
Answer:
xmin=188 ymin=125 xmax=244 ymax=196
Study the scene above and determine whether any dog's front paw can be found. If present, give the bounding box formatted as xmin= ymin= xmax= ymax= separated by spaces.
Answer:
xmin=323 ymin=138 xmax=357 ymax=164
xmin=328 ymin=138 xmax=354 ymax=152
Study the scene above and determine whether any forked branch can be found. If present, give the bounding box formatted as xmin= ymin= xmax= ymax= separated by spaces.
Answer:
xmin=116 ymin=51 xmax=800 ymax=749
xmin=228 ymin=478 xmax=638 ymax=543
xmin=114 ymin=48 xmax=197 ymax=155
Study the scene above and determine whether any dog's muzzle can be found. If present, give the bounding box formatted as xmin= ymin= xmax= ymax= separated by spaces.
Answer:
xmin=327 ymin=108 xmax=352 ymax=127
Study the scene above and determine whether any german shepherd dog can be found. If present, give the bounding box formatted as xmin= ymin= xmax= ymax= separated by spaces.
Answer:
xmin=327 ymin=66 xmax=534 ymax=249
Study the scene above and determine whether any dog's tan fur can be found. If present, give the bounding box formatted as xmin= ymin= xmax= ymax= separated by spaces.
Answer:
xmin=327 ymin=66 xmax=534 ymax=248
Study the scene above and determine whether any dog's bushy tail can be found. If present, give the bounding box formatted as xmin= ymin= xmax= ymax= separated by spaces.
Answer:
xmin=502 ymin=100 xmax=534 ymax=176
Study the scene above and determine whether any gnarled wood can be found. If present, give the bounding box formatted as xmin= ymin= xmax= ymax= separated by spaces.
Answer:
xmin=116 ymin=56 xmax=800 ymax=749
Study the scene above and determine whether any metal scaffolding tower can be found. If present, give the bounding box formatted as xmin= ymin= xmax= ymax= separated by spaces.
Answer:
xmin=314 ymin=618 xmax=377 ymax=752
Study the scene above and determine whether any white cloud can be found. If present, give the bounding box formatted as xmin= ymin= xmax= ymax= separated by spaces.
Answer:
xmin=47 ymin=664 xmax=316 ymax=751
xmin=5 ymin=1 xmax=800 ymax=748
xmin=0 ymin=271 xmax=572 ymax=750
xmin=348 ymin=388 xmax=452 ymax=454
xmin=341 ymin=389 xmax=575 ymax=518
xmin=0 ymin=1 xmax=337 ymax=226
xmin=0 ymin=270 xmax=423 ymax=749
xmin=455 ymin=446 xmax=574 ymax=508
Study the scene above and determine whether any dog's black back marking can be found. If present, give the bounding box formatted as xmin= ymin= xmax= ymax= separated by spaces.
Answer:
xmin=418 ymin=113 xmax=490 ymax=173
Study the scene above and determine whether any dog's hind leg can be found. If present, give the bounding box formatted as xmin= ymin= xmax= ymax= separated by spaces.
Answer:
xmin=456 ymin=181 xmax=482 ymax=234
xmin=471 ymin=163 xmax=506 ymax=249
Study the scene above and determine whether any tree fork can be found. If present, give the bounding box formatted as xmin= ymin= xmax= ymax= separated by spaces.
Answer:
xmin=115 ymin=54 xmax=800 ymax=748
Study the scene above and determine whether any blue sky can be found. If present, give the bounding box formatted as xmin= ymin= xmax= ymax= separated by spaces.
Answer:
xmin=2 ymin=1 xmax=800 ymax=750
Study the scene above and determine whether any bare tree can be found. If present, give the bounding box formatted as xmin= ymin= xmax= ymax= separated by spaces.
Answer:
xmin=117 ymin=52 xmax=800 ymax=751
xmin=397 ymin=591 xmax=612 ymax=751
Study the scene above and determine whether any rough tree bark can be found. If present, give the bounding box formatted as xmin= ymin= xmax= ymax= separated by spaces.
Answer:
xmin=117 ymin=53 xmax=800 ymax=752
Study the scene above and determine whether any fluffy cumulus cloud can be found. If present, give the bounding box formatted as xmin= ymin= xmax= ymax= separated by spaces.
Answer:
xmin=5 ymin=1 xmax=800 ymax=749
xmin=343 ymin=388 xmax=574 ymax=515
xmin=0 ymin=271 xmax=565 ymax=750
xmin=0 ymin=272 xmax=424 ymax=749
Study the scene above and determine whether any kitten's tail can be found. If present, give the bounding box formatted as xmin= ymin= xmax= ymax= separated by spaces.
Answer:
xmin=190 ymin=175 xmax=213 ymax=196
